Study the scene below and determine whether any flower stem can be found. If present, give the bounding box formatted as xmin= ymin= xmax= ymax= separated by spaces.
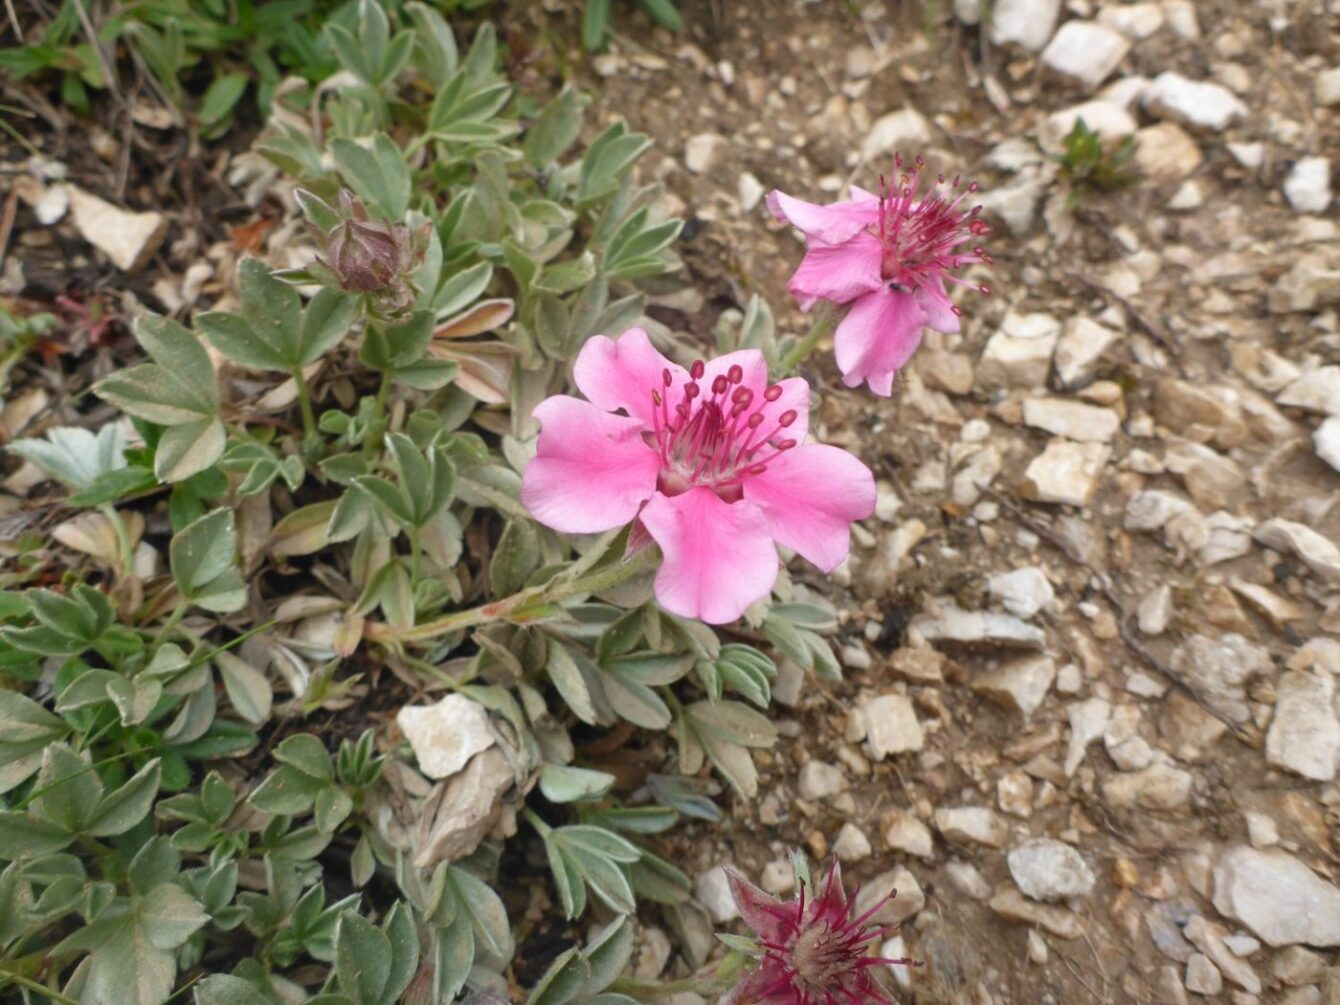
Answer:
xmin=293 ymin=366 xmax=318 ymax=441
xmin=150 ymin=602 xmax=188 ymax=650
xmin=776 ymin=302 xmax=838 ymax=376
xmin=369 ymin=540 xmax=660 ymax=646
xmin=365 ymin=370 xmax=393 ymax=456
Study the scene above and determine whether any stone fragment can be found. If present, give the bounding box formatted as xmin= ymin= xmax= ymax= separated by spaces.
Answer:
xmin=1253 ymin=519 xmax=1340 ymax=584
xmin=1098 ymin=2 xmax=1164 ymax=37
xmin=1102 ymin=762 xmax=1193 ymax=812
xmin=989 ymin=884 xmax=1084 ymax=938
xmin=911 ymin=603 xmax=1045 ymax=649
xmin=1284 ymin=157 xmax=1333 ymax=214
xmin=1133 ymin=123 xmax=1205 ymax=182
xmin=986 ymin=0 xmax=1062 ymax=50
xmin=414 ymin=747 xmax=514 ymax=867
xmin=1041 ymin=21 xmax=1130 ymax=90
xmin=987 ymin=567 xmax=1055 ymax=619
xmin=1164 ymin=442 xmax=1248 ymax=512
xmin=1022 ymin=397 xmax=1121 ymax=443
xmin=854 ymin=867 xmax=925 ymax=925
xmin=935 ymin=806 xmax=1009 ymax=848
xmin=1040 ymin=100 xmax=1137 ymax=152
xmin=1149 ymin=911 xmax=1196 ymax=963
xmin=1138 ymin=584 xmax=1173 ymax=635
xmin=973 ymin=655 xmax=1056 ymax=718
xmin=1212 ymin=847 xmax=1340 ymax=947
xmin=884 ymin=812 xmax=934 ymax=858
xmin=1022 ymin=440 xmax=1110 ymax=506
xmin=832 ymin=822 xmax=872 ymax=861
xmin=1007 ymin=839 xmax=1095 ymax=901
xmin=797 ymin=760 xmax=847 ymax=800
xmin=1154 ymin=379 xmax=1247 ymax=449
xmin=1315 ymin=67 xmax=1340 ymax=105
xmin=1277 ymin=367 xmax=1340 ymax=415
xmin=1143 ymin=72 xmax=1248 ymax=131
xmin=737 ymin=172 xmax=764 ymax=213
xmin=1065 ymin=698 xmax=1110 ymax=776
xmin=67 ymin=186 xmax=168 ymax=272
xmin=1265 ymin=672 xmax=1340 ymax=782
xmin=1054 ymin=317 xmax=1120 ymax=387
xmin=1270 ymin=254 xmax=1340 ymax=314
xmin=997 ymin=770 xmax=1034 ymax=817
xmin=694 ymin=865 xmax=739 ymax=923
xmin=978 ymin=311 xmax=1061 ymax=388
xmin=1185 ymin=915 xmax=1261 ymax=994
xmin=1185 ymin=953 xmax=1223 ymax=995
xmin=862 ymin=694 xmax=924 ymax=760
xmin=684 ymin=133 xmax=727 ymax=174
xmin=890 ymin=646 xmax=945 ymax=682
xmin=1315 ymin=417 xmax=1340 ymax=473
xmin=945 ymin=861 xmax=993 ymax=901
xmin=397 ymin=693 xmax=495 ymax=780
xmin=859 ymin=108 xmax=931 ymax=162
xmin=1169 ymin=633 xmax=1271 ymax=724
xmin=1275 ymin=947 xmax=1327 ymax=987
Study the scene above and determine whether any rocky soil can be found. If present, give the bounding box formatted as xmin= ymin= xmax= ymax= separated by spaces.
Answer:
xmin=579 ymin=0 xmax=1340 ymax=1002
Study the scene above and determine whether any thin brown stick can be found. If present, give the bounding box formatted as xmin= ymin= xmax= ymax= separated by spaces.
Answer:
xmin=0 ymin=188 xmax=18 ymax=271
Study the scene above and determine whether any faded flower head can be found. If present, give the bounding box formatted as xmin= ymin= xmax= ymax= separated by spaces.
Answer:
xmin=301 ymin=188 xmax=429 ymax=316
xmin=725 ymin=859 xmax=918 ymax=1005
xmin=768 ymin=153 xmax=992 ymax=396
xmin=519 ymin=328 xmax=875 ymax=624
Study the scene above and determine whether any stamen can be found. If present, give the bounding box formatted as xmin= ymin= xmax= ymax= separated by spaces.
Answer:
xmin=727 ymin=364 xmax=743 ymax=383
xmin=764 ymin=385 xmax=783 ymax=402
xmin=690 ymin=359 xmax=705 ymax=379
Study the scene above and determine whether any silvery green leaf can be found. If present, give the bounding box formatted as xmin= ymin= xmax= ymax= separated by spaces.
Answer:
xmin=527 ymin=945 xmax=590 ymax=1005
xmin=96 ymin=314 xmax=218 ymax=425
xmin=546 ymin=640 xmax=598 ymax=726
xmin=106 ymin=675 xmax=163 ymax=726
xmin=154 ymin=415 xmax=226 ymax=483
xmin=332 ymin=134 xmax=411 ymax=222
xmin=170 ymin=509 xmax=245 ymax=613
xmin=405 ymin=2 xmax=458 ymax=87
xmin=215 ymin=651 xmax=272 ymax=726
xmin=538 ymin=765 xmax=614 ymax=804
xmin=85 ymin=758 xmax=161 ymax=837
xmin=8 ymin=423 xmax=127 ymax=490
xmin=523 ymin=86 xmax=587 ymax=170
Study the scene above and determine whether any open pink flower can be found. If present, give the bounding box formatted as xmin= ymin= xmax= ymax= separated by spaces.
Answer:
xmin=520 ymin=328 xmax=875 ymax=624
xmin=768 ymin=154 xmax=993 ymax=396
xmin=724 ymin=859 xmax=919 ymax=1004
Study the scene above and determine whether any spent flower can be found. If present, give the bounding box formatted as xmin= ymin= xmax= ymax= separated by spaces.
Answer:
xmin=768 ymin=153 xmax=992 ymax=395
xmin=300 ymin=188 xmax=429 ymax=316
xmin=724 ymin=858 xmax=918 ymax=1004
xmin=520 ymin=328 xmax=875 ymax=624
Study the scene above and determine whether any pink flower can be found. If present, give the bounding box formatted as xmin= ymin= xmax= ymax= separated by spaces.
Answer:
xmin=724 ymin=859 xmax=919 ymax=1005
xmin=768 ymin=154 xmax=993 ymax=396
xmin=520 ymin=328 xmax=875 ymax=624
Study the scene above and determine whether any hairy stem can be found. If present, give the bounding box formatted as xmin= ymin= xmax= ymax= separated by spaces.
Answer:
xmin=293 ymin=366 xmax=319 ymax=442
xmin=776 ymin=302 xmax=837 ymax=376
xmin=364 ymin=370 xmax=393 ymax=456
xmin=369 ymin=540 xmax=660 ymax=646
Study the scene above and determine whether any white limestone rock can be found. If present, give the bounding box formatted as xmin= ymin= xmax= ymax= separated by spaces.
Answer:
xmin=1022 ymin=440 xmax=1110 ymax=506
xmin=68 ymin=186 xmax=168 ymax=273
xmin=1265 ymin=672 xmax=1340 ymax=782
xmin=1041 ymin=21 xmax=1130 ymax=91
xmin=397 ymin=693 xmax=495 ymax=780
xmin=987 ymin=0 xmax=1061 ymax=51
xmin=1008 ymin=838 xmax=1096 ymax=901
xmin=1213 ymin=847 xmax=1340 ymax=947
xmin=1054 ymin=316 xmax=1120 ymax=388
xmin=1284 ymin=157 xmax=1333 ymax=214
xmin=1143 ymin=72 xmax=1248 ymax=131
xmin=1022 ymin=397 xmax=1121 ymax=443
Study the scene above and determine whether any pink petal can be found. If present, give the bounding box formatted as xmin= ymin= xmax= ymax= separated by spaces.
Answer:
xmin=914 ymin=276 xmax=961 ymax=333
xmin=521 ymin=397 xmax=660 ymax=534
xmin=744 ymin=444 xmax=875 ymax=572
xmin=833 ymin=288 xmax=927 ymax=397
xmin=640 ymin=489 xmax=778 ymax=624
xmin=785 ymin=232 xmax=885 ymax=311
xmin=573 ymin=327 xmax=685 ymax=428
xmin=766 ymin=190 xmax=881 ymax=244
xmin=725 ymin=867 xmax=799 ymax=945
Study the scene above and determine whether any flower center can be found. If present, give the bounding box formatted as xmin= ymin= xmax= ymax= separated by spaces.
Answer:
xmin=874 ymin=153 xmax=994 ymax=310
xmin=648 ymin=360 xmax=797 ymax=501
xmin=789 ymin=923 xmax=851 ymax=992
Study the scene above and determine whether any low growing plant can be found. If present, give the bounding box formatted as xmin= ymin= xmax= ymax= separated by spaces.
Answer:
xmin=0 ymin=2 xmax=872 ymax=1002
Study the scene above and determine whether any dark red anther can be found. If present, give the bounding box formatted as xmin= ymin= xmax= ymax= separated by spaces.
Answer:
xmin=662 ymin=368 xmax=673 ymax=387
xmin=969 ymin=219 xmax=991 ymax=235
xmin=747 ymin=463 xmax=769 ymax=475
xmin=712 ymin=375 xmax=728 ymax=394
xmin=747 ymin=413 xmax=765 ymax=428
xmin=690 ymin=360 xmax=705 ymax=380
xmin=966 ymin=181 xmax=979 ymax=193
xmin=727 ymin=364 xmax=743 ymax=383
xmin=979 ymin=283 xmax=992 ymax=295
xmin=685 ymin=382 xmax=700 ymax=399
xmin=732 ymin=387 xmax=754 ymax=406
xmin=763 ymin=384 xmax=783 ymax=402
xmin=776 ymin=438 xmax=797 ymax=451
xmin=951 ymin=305 xmax=964 ymax=317
xmin=778 ymin=409 xmax=797 ymax=427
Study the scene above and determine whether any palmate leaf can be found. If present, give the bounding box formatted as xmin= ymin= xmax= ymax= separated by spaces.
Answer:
xmin=542 ymin=825 xmax=641 ymax=919
xmin=8 ymin=423 xmax=128 ymax=490
xmin=170 ymin=508 xmax=246 ymax=613
xmin=94 ymin=315 xmax=223 ymax=483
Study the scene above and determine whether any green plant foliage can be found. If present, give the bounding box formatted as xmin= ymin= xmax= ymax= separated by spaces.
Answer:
xmin=1054 ymin=116 xmax=1140 ymax=198
xmin=0 ymin=2 xmax=843 ymax=1001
